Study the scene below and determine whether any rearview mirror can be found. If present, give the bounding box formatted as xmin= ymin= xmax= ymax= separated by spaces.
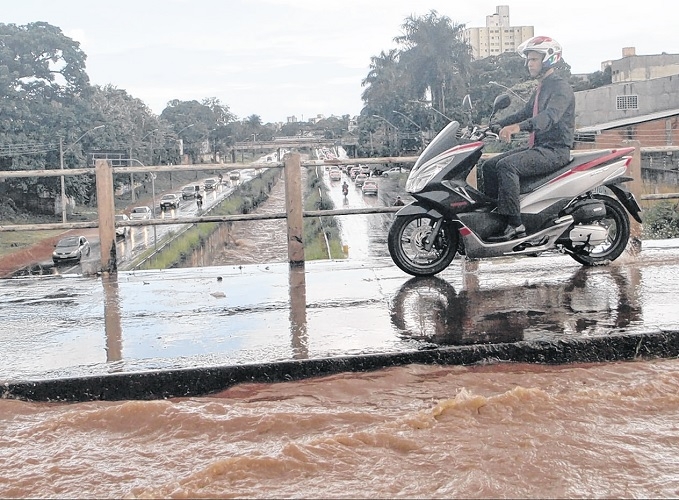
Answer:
xmin=493 ymin=94 xmax=511 ymax=112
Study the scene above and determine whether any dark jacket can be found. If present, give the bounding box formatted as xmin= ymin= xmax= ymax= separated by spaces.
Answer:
xmin=497 ymin=72 xmax=575 ymax=150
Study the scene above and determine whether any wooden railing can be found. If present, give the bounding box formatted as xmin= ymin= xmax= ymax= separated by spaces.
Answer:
xmin=0 ymin=142 xmax=672 ymax=274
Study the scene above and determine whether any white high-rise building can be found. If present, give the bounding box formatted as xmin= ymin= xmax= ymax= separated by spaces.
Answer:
xmin=463 ymin=5 xmax=534 ymax=60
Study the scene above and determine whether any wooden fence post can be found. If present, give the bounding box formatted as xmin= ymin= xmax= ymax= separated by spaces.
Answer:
xmin=284 ymin=152 xmax=305 ymax=265
xmin=95 ymin=159 xmax=116 ymax=273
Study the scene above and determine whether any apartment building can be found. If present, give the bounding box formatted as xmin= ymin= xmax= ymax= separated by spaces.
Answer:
xmin=463 ymin=5 xmax=534 ymax=60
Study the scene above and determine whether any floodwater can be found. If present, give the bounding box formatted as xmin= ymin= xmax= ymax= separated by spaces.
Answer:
xmin=4 ymin=169 xmax=679 ymax=498
xmin=4 ymin=360 xmax=679 ymax=498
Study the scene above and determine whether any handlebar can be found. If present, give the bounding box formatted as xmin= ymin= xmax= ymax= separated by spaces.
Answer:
xmin=457 ymin=124 xmax=500 ymax=142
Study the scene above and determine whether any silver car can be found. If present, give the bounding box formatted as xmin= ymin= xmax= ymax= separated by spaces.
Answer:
xmin=52 ymin=236 xmax=91 ymax=264
xmin=129 ymin=206 xmax=153 ymax=220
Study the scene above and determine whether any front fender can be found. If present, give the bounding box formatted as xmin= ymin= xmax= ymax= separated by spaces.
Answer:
xmin=395 ymin=202 xmax=444 ymax=219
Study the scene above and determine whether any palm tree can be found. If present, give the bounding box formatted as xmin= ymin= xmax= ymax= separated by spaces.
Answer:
xmin=395 ymin=10 xmax=471 ymax=117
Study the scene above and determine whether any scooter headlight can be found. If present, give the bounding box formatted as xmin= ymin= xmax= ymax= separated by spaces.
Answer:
xmin=406 ymin=157 xmax=451 ymax=193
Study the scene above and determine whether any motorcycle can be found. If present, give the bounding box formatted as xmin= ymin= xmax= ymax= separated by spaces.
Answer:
xmin=387 ymin=94 xmax=643 ymax=277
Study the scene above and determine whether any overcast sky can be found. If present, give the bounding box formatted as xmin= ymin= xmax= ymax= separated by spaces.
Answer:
xmin=3 ymin=0 xmax=677 ymax=123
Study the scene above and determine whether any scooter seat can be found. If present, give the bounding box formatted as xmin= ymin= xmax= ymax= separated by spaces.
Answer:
xmin=519 ymin=149 xmax=615 ymax=194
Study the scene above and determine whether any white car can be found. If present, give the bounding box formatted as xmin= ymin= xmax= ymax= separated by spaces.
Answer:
xmin=114 ymin=214 xmax=130 ymax=238
xmin=129 ymin=206 xmax=153 ymax=220
xmin=382 ymin=167 xmax=402 ymax=178
xmin=329 ymin=167 xmax=342 ymax=181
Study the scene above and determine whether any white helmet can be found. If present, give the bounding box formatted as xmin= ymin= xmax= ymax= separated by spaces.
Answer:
xmin=517 ymin=36 xmax=562 ymax=71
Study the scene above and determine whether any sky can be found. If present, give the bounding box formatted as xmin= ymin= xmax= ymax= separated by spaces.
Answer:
xmin=3 ymin=0 xmax=678 ymax=123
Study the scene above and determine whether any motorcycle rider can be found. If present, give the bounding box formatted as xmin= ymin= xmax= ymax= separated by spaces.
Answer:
xmin=483 ymin=35 xmax=575 ymax=242
xmin=342 ymin=181 xmax=349 ymax=195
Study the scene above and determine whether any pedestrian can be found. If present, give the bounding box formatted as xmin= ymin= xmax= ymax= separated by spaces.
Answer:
xmin=393 ymin=196 xmax=405 ymax=206
xmin=482 ymin=35 xmax=575 ymax=242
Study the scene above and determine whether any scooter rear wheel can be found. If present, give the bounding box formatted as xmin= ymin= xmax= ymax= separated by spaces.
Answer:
xmin=388 ymin=214 xmax=458 ymax=277
xmin=566 ymin=194 xmax=630 ymax=266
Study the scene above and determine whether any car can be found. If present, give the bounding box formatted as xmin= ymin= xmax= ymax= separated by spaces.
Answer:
xmin=229 ymin=170 xmax=241 ymax=180
xmin=114 ymin=214 xmax=130 ymax=238
xmin=328 ymin=167 xmax=342 ymax=181
xmin=160 ymin=193 xmax=181 ymax=211
xmin=382 ymin=167 xmax=403 ymax=178
xmin=52 ymin=235 xmax=91 ymax=264
xmin=349 ymin=166 xmax=360 ymax=180
xmin=359 ymin=164 xmax=371 ymax=175
xmin=204 ymin=178 xmax=219 ymax=190
xmin=129 ymin=206 xmax=153 ymax=220
xmin=361 ymin=179 xmax=379 ymax=196
xmin=182 ymin=185 xmax=198 ymax=200
xmin=354 ymin=173 xmax=368 ymax=188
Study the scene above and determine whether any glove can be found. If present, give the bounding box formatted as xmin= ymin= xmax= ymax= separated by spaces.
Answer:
xmin=489 ymin=123 xmax=502 ymax=135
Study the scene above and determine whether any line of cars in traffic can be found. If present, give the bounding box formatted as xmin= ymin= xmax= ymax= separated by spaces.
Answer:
xmin=54 ymin=171 xmax=245 ymax=266
xmin=342 ymin=164 xmax=380 ymax=196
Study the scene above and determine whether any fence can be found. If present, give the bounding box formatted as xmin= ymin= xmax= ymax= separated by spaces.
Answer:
xmin=0 ymin=143 xmax=675 ymax=274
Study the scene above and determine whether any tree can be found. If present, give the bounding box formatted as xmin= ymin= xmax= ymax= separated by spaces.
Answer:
xmin=395 ymin=10 xmax=471 ymax=119
xmin=0 ymin=22 xmax=94 ymax=210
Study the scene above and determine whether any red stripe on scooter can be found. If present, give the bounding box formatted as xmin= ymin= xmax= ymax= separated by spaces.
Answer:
xmin=547 ymin=147 xmax=635 ymax=184
xmin=444 ymin=142 xmax=483 ymax=156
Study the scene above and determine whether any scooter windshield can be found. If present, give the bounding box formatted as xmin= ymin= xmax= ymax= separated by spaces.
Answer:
xmin=412 ymin=120 xmax=461 ymax=172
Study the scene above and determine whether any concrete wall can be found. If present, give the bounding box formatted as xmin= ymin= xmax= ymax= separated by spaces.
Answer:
xmin=610 ymin=54 xmax=679 ymax=83
xmin=575 ymin=75 xmax=679 ymax=128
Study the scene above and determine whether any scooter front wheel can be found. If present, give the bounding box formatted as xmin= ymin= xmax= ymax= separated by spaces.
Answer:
xmin=388 ymin=214 xmax=458 ymax=277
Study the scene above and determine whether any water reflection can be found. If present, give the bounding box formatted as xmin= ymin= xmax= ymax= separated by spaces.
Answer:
xmin=101 ymin=274 xmax=122 ymax=365
xmin=389 ymin=266 xmax=643 ymax=346
xmin=288 ymin=264 xmax=308 ymax=358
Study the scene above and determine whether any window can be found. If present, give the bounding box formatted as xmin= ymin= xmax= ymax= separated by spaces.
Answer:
xmin=616 ymin=95 xmax=638 ymax=110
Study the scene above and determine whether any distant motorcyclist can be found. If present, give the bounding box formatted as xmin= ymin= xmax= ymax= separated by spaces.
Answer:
xmin=483 ymin=35 xmax=575 ymax=242
xmin=196 ymin=192 xmax=203 ymax=210
xmin=342 ymin=181 xmax=349 ymax=196
xmin=393 ymin=196 xmax=405 ymax=206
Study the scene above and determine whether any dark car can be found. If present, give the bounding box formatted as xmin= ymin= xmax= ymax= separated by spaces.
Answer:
xmin=160 ymin=193 xmax=181 ymax=211
xmin=52 ymin=235 xmax=91 ymax=264
xmin=204 ymin=178 xmax=219 ymax=191
xmin=182 ymin=185 xmax=197 ymax=200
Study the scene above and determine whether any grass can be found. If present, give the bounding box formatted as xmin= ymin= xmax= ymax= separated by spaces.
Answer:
xmin=0 ymin=230 xmax=63 ymax=258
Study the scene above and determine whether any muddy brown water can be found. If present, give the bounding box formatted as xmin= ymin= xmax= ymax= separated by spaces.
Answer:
xmin=4 ymin=360 xmax=679 ymax=498
xmin=4 ymin=171 xmax=679 ymax=498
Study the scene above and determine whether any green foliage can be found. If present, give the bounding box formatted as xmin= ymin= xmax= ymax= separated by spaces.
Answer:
xmin=137 ymin=169 xmax=281 ymax=269
xmin=302 ymin=168 xmax=343 ymax=259
xmin=641 ymin=201 xmax=679 ymax=239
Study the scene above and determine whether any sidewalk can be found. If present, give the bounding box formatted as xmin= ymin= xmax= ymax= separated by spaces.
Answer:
xmin=2 ymin=241 xmax=679 ymax=402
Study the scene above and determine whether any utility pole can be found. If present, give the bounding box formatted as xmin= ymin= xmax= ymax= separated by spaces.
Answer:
xmin=59 ymin=138 xmax=66 ymax=223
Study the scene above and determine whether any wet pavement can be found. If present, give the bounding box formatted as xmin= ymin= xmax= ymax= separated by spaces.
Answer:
xmin=2 ymin=238 xmax=679 ymax=402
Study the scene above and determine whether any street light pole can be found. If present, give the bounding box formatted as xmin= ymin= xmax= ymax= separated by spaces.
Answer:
xmin=393 ymin=110 xmax=425 ymax=149
xmin=59 ymin=124 xmax=105 ymax=223
xmin=392 ymin=110 xmax=421 ymax=130
xmin=408 ymin=100 xmax=454 ymax=122
xmin=372 ymin=115 xmax=399 ymax=153
xmin=488 ymin=81 xmax=528 ymax=103
xmin=177 ymin=124 xmax=195 ymax=164
xmin=59 ymin=138 xmax=66 ymax=223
